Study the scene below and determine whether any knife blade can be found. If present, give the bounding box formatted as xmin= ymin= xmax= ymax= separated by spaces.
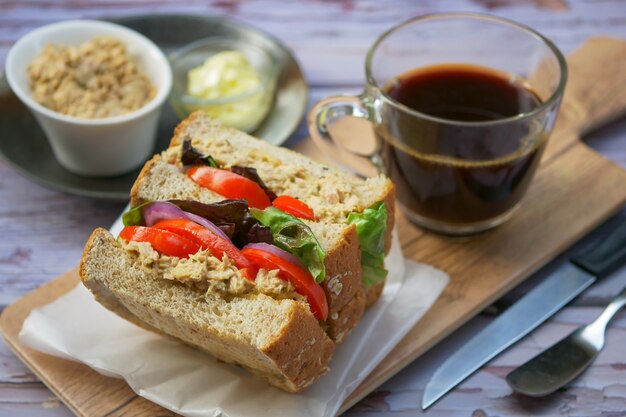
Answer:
xmin=422 ymin=217 xmax=626 ymax=409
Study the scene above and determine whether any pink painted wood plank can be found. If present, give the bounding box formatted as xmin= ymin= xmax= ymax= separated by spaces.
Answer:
xmin=0 ymin=0 xmax=625 ymax=414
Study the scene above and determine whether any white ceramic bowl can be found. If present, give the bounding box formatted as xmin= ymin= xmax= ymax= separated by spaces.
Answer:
xmin=5 ymin=20 xmax=172 ymax=177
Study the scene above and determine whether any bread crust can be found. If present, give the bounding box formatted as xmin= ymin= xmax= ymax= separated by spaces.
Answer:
xmin=80 ymin=228 xmax=334 ymax=392
xmin=382 ymin=182 xmax=396 ymax=255
xmin=170 ymin=109 xmax=202 ymax=148
xmin=129 ymin=155 xmax=159 ymax=207
xmin=260 ymin=306 xmax=334 ymax=390
xmin=365 ymin=281 xmax=386 ymax=309
xmin=321 ymin=224 xmax=365 ymax=342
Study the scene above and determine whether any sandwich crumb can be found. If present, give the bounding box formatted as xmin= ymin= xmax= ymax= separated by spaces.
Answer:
xmin=327 ymin=275 xmax=343 ymax=296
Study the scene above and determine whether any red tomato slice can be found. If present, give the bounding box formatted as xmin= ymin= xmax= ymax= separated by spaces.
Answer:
xmin=187 ymin=166 xmax=271 ymax=209
xmin=241 ymin=248 xmax=328 ymax=321
xmin=272 ymin=195 xmax=316 ymax=220
xmin=153 ymin=218 xmax=257 ymax=280
xmin=119 ymin=226 xmax=201 ymax=259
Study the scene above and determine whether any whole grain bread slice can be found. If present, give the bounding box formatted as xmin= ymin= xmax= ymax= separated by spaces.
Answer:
xmin=130 ymin=155 xmax=366 ymax=343
xmin=129 ymin=113 xmax=395 ymax=343
xmin=155 ymin=112 xmax=396 ymax=247
xmin=80 ymin=228 xmax=335 ymax=392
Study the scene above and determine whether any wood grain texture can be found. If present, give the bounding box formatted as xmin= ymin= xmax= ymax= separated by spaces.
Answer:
xmin=556 ymin=37 xmax=626 ymax=135
xmin=339 ymin=35 xmax=626 ymax=410
xmin=343 ymin=142 xmax=626 ymax=411
xmin=345 ymin=304 xmax=626 ymax=417
xmin=0 ymin=269 xmax=177 ymax=417
xmin=0 ymin=0 xmax=625 ymax=416
xmin=2 ymin=37 xmax=626 ymax=417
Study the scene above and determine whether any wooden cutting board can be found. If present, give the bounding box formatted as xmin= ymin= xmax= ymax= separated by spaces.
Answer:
xmin=1 ymin=37 xmax=626 ymax=417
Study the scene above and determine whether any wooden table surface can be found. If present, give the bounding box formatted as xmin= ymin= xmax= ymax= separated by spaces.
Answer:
xmin=1 ymin=1 xmax=625 ymax=416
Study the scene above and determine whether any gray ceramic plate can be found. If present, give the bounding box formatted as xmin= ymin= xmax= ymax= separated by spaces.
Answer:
xmin=0 ymin=14 xmax=307 ymax=200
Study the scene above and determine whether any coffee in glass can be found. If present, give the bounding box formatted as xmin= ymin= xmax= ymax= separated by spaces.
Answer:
xmin=308 ymin=13 xmax=567 ymax=235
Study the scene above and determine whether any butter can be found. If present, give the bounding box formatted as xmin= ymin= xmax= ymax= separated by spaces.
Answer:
xmin=188 ymin=51 xmax=260 ymax=99
xmin=186 ymin=51 xmax=273 ymax=131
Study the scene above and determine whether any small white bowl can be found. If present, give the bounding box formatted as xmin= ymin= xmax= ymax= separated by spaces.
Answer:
xmin=5 ymin=20 xmax=172 ymax=177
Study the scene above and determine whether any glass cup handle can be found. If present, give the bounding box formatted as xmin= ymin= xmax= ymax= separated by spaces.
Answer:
xmin=307 ymin=95 xmax=380 ymax=177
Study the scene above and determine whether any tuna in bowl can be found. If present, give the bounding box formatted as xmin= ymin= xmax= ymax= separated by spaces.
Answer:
xmin=5 ymin=20 xmax=173 ymax=177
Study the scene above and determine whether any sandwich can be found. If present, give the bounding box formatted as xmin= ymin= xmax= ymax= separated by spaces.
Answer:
xmin=80 ymin=112 xmax=395 ymax=392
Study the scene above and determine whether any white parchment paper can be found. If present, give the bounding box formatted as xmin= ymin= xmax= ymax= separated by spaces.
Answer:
xmin=20 ymin=220 xmax=448 ymax=417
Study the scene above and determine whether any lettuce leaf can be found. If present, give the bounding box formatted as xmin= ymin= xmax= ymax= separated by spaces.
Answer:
xmin=348 ymin=202 xmax=388 ymax=288
xmin=122 ymin=202 xmax=149 ymax=226
xmin=181 ymin=138 xmax=219 ymax=167
xmin=231 ymin=166 xmax=277 ymax=201
xmin=251 ymin=206 xmax=327 ymax=283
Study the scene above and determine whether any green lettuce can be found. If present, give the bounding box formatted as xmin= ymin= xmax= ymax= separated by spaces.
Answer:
xmin=348 ymin=202 xmax=388 ymax=288
xmin=122 ymin=202 xmax=150 ymax=226
xmin=251 ymin=207 xmax=327 ymax=283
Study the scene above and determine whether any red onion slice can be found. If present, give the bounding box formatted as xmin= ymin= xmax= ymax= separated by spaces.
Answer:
xmin=243 ymin=242 xmax=308 ymax=272
xmin=143 ymin=201 xmax=184 ymax=226
xmin=143 ymin=201 xmax=230 ymax=241
xmin=182 ymin=211 xmax=230 ymax=241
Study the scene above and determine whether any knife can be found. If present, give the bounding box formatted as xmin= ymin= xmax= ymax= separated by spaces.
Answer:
xmin=422 ymin=217 xmax=626 ymax=409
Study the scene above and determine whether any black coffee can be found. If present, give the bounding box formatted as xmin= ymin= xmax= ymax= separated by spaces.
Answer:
xmin=378 ymin=64 xmax=545 ymax=226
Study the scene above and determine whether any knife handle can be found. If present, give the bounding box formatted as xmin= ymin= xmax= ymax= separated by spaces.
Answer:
xmin=572 ymin=217 xmax=626 ymax=278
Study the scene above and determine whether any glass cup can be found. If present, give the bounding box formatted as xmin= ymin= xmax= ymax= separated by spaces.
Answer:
xmin=308 ymin=13 xmax=567 ymax=235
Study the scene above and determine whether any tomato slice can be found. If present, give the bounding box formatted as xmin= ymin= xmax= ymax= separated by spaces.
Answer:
xmin=187 ymin=166 xmax=271 ymax=210
xmin=272 ymin=195 xmax=316 ymax=220
xmin=119 ymin=226 xmax=201 ymax=259
xmin=153 ymin=218 xmax=257 ymax=280
xmin=241 ymin=248 xmax=328 ymax=321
